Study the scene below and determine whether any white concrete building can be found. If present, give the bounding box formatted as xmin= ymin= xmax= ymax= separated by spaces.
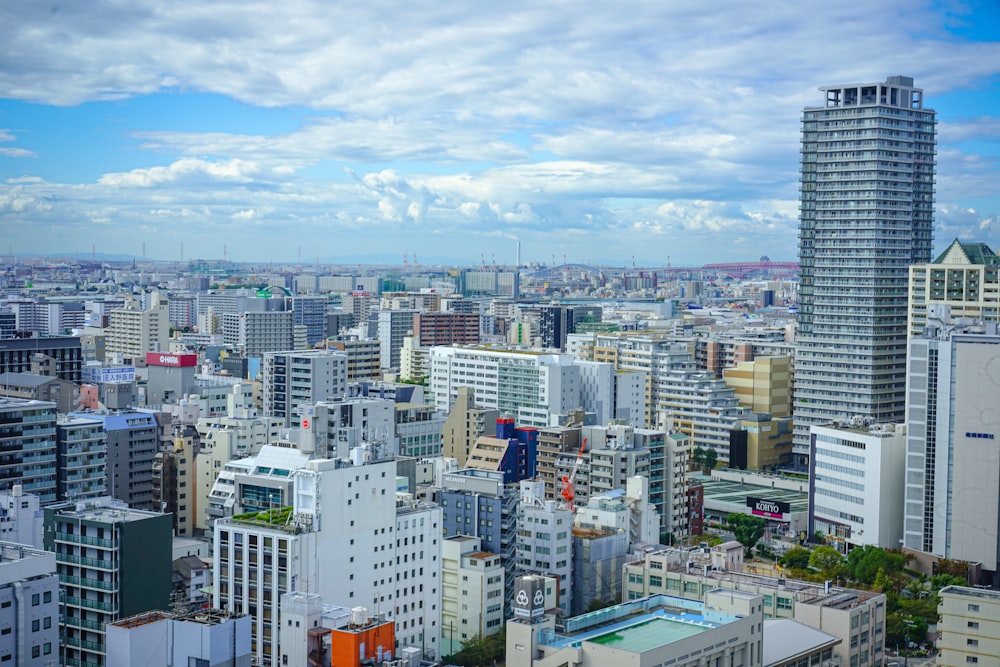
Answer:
xmin=441 ymin=536 xmax=504 ymax=656
xmin=0 ymin=542 xmax=59 ymax=667
xmin=262 ymin=350 xmax=348 ymax=427
xmin=0 ymin=487 xmax=43 ymax=548
xmin=106 ymin=609 xmax=252 ymax=667
xmin=429 ymin=346 xmax=581 ymax=427
xmin=214 ymin=444 xmax=438 ymax=666
xmin=517 ymin=480 xmax=574 ymax=615
xmin=904 ymin=321 xmax=1000 ymax=583
xmin=394 ymin=495 xmax=442 ymax=658
xmin=575 ymin=360 xmax=646 ymax=427
xmin=312 ymin=397 xmax=395 ymax=459
xmin=809 ymin=422 xmax=907 ymax=552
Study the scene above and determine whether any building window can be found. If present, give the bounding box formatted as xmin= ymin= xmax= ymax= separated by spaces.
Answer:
xmin=31 ymin=594 xmax=39 ymax=606
xmin=968 ymin=603 xmax=980 ymax=612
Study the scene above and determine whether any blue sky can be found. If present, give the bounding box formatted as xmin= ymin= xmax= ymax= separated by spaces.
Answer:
xmin=1 ymin=0 xmax=999 ymax=266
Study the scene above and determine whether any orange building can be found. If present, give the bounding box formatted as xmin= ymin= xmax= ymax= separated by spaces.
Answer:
xmin=329 ymin=617 xmax=395 ymax=667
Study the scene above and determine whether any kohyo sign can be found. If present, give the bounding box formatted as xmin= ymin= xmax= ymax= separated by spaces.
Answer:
xmin=746 ymin=496 xmax=789 ymax=519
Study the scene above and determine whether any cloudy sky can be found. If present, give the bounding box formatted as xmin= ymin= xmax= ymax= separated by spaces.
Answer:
xmin=1 ymin=0 xmax=999 ymax=266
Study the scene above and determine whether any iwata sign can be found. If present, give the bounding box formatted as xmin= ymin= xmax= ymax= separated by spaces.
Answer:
xmin=146 ymin=352 xmax=198 ymax=367
xmin=746 ymin=497 xmax=789 ymax=519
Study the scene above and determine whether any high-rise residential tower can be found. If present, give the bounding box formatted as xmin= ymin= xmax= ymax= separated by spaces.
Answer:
xmin=793 ymin=76 xmax=936 ymax=463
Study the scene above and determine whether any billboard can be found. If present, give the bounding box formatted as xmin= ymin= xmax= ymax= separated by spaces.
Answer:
xmin=82 ymin=366 xmax=136 ymax=384
xmin=746 ymin=497 xmax=789 ymax=519
xmin=512 ymin=576 xmax=546 ymax=620
xmin=145 ymin=352 xmax=198 ymax=367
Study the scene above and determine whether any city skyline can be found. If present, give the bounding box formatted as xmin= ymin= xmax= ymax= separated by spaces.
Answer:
xmin=1 ymin=1 xmax=999 ymax=265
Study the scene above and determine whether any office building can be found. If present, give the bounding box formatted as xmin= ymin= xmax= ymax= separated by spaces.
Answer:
xmin=394 ymin=402 xmax=444 ymax=458
xmin=729 ymin=413 xmax=795 ymax=471
xmin=262 ymin=350 xmax=348 ymax=427
xmin=376 ymin=309 xmax=417 ymax=371
xmin=44 ymin=498 xmax=173 ymax=667
xmin=222 ymin=311 xmax=294 ymax=357
xmin=0 ymin=541 xmax=59 ymax=666
xmin=908 ymin=239 xmax=1000 ymax=336
xmin=0 ymin=398 xmax=57 ymax=504
xmin=441 ymin=536 xmax=504 ymax=656
xmin=106 ymin=609 xmax=252 ymax=667
xmin=517 ymin=480 xmax=573 ymax=615
xmin=722 ymin=355 xmax=792 ymax=417
xmin=286 ymin=295 xmax=327 ymax=347
xmin=903 ymin=320 xmax=1000 ymax=584
xmin=575 ymin=360 xmax=646 ymax=428
xmin=506 ymin=582 xmax=764 ymax=667
xmin=430 ymin=347 xmax=581 ymax=427
xmin=311 ymin=397 xmax=394 ymax=460
xmin=326 ymin=337 xmax=381 ymax=381
xmin=794 ymin=76 xmax=936 ymax=462
xmin=215 ymin=445 xmax=436 ymax=665
xmin=936 ymin=586 xmax=1000 ymax=667
xmin=0 ymin=487 xmax=44 ymax=547
xmin=623 ymin=547 xmax=886 ymax=667
xmin=809 ymin=422 xmax=906 ymax=552
xmin=441 ymin=387 xmax=499 ymax=468
xmin=440 ymin=469 xmax=519 ymax=614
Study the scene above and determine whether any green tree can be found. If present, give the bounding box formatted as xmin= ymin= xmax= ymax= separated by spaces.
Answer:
xmin=846 ymin=546 xmax=907 ymax=585
xmin=779 ymin=546 xmax=812 ymax=570
xmin=692 ymin=446 xmax=706 ymax=470
xmin=726 ymin=513 xmax=767 ymax=555
xmin=703 ymin=448 xmax=718 ymax=472
xmin=808 ymin=545 xmax=845 ymax=575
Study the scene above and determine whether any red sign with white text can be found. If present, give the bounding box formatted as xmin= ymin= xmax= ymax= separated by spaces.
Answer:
xmin=146 ymin=352 xmax=198 ymax=367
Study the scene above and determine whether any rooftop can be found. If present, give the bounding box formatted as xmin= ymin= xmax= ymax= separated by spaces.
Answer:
xmin=762 ymin=619 xmax=839 ymax=665
xmin=541 ymin=594 xmax=728 ymax=653
xmin=587 ymin=615 xmax=710 ymax=651
xmin=939 ymin=585 xmax=1000 ymax=600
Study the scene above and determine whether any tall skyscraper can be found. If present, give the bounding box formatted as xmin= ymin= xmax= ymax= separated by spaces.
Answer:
xmin=793 ymin=76 xmax=936 ymax=463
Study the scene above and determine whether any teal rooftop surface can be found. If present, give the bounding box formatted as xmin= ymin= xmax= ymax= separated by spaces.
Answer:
xmin=587 ymin=616 xmax=711 ymax=651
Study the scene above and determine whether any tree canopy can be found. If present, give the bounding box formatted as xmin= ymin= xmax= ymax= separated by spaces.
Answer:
xmin=725 ymin=513 xmax=767 ymax=554
xmin=808 ymin=545 xmax=845 ymax=574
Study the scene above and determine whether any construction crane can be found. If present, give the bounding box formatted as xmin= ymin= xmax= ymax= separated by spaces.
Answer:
xmin=560 ymin=438 xmax=587 ymax=512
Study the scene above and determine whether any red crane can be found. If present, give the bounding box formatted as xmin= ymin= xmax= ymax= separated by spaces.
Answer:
xmin=560 ymin=438 xmax=587 ymax=511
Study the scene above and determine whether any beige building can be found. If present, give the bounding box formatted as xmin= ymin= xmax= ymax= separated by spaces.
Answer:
xmin=731 ymin=412 xmax=794 ymax=470
xmin=326 ymin=337 xmax=381 ymax=381
xmin=723 ymin=355 xmax=792 ymax=417
xmin=622 ymin=547 xmax=886 ymax=667
xmin=937 ymin=586 xmax=1000 ymax=666
xmin=441 ymin=387 xmax=499 ymax=468
xmin=106 ymin=295 xmax=170 ymax=364
xmin=441 ymin=536 xmax=505 ymax=656
xmin=908 ymin=239 xmax=1000 ymax=336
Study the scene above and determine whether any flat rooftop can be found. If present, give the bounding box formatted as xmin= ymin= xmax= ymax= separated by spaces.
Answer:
xmin=700 ymin=477 xmax=810 ymax=514
xmin=586 ymin=615 xmax=713 ymax=652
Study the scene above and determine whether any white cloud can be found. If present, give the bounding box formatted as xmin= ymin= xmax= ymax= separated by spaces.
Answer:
xmin=0 ymin=0 xmax=998 ymax=262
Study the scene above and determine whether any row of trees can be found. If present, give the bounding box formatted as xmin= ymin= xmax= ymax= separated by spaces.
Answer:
xmin=778 ymin=543 xmax=969 ymax=652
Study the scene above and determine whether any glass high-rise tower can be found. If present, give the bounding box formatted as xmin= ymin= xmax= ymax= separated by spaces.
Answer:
xmin=793 ymin=76 xmax=936 ymax=463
